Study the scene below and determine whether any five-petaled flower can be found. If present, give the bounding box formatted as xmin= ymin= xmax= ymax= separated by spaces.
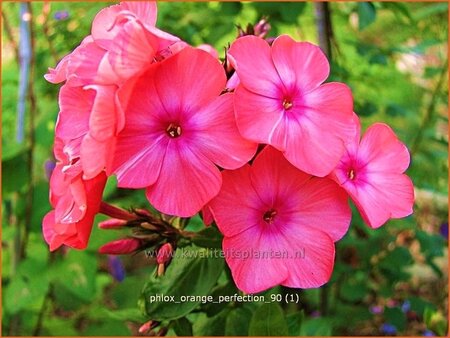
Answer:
xmin=209 ymin=146 xmax=351 ymax=293
xmin=331 ymin=116 xmax=414 ymax=228
xmin=112 ymin=46 xmax=257 ymax=217
xmin=228 ymin=34 xmax=356 ymax=177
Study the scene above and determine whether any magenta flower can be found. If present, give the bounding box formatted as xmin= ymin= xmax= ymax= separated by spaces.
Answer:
xmin=331 ymin=117 xmax=414 ymax=228
xmin=112 ymin=46 xmax=257 ymax=217
xmin=209 ymin=146 xmax=351 ymax=293
xmin=228 ymin=35 xmax=355 ymax=177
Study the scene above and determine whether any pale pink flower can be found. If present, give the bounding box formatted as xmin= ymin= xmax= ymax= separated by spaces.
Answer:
xmin=209 ymin=146 xmax=351 ymax=293
xmin=112 ymin=47 xmax=257 ymax=217
xmin=331 ymin=117 xmax=414 ymax=228
xmin=228 ymin=34 xmax=355 ymax=177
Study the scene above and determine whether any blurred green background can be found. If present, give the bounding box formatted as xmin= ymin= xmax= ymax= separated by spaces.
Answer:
xmin=1 ymin=1 xmax=448 ymax=336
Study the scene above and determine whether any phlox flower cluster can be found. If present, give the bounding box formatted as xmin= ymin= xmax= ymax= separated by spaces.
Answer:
xmin=43 ymin=1 xmax=414 ymax=293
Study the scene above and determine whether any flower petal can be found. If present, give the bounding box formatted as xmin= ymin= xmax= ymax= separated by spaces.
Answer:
xmin=81 ymin=134 xmax=116 ymax=179
xmin=234 ymin=85 xmax=287 ymax=150
xmin=283 ymin=82 xmax=355 ymax=176
xmin=44 ymin=54 xmax=70 ymax=83
xmin=190 ymin=93 xmax=257 ymax=169
xmin=359 ymin=123 xmax=411 ymax=173
xmin=223 ymin=226 xmax=289 ymax=293
xmin=85 ymin=85 xmax=118 ymax=142
xmin=56 ymin=85 xmax=93 ymax=140
xmin=154 ymin=46 xmax=226 ymax=113
xmin=108 ymin=19 xmax=179 ymax=80
xmin=250 ymin=146 xmax=311 ymax=206
xmin=66 ymin=40 xmax=108 ymax=87
xmin=350 ymin=172 xmax=414 ymax=228
xmin=278 ymin=226 xmax=335 ymax=289
xmin=122 ymin=1 xmax=157 ymax=27
xmin=209 ymin=165 xmax=265 ymax=238
xmin=287 ymin=177 xmax=351 ymax=241
xmin=113 ymin=132 xmax=168 ymax=189
xmin=146 ymin=142 xmax=222 ymax=217
xmin=271 ymin=35 xmax=330 ymax=93
xmin=228 ymin=35 xmax=282 ymax=97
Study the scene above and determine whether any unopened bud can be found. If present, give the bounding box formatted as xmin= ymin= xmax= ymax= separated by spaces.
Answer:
xmin=138 ymin=320 xmax=159 ymax=334
xmin=138 ymin=320 xmax=152 ymax=334
xmin=98 ymin=218 xmax=128 ymax=229
xmin=134 ymin=208 xmax=153 ymax=217
xmin=156 ymin=243 xmax=173 ymax=265
xmin=254 ymin=18 xmax=271 ymax=38
xmin=156 ymin=243 xmax=173 ymax=277
xmin=99 ymin=238 xmax=141 ymax=255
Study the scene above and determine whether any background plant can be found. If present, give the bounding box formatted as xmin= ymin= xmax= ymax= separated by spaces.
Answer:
xmin=2 ymin=1 xmax=448 ymax=336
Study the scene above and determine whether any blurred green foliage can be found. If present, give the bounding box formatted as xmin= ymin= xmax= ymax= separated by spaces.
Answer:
xmin=1 ymin=1 xmax=448 ymax=336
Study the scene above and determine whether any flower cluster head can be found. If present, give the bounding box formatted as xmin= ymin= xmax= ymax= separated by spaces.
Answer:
xmin=43 ymin=1 xmax=414 ymax=293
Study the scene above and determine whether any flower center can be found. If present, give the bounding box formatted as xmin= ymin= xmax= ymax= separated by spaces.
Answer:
xmin=166 ymin=123 xmax=182 ymax=138
xmin=282 ymin=99 xmax=293 ymax=110
xmin=263 ymin=209 xmax=277 ymax=224
xmin=348 ymin=169 xmax=356 ymax=180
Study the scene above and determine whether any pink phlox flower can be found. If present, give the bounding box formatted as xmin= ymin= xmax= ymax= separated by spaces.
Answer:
xmin=228 ymin=34 xmax=356 ymax=177
xmin=209 ymin=146 xmax=351 ymax=293
xmin=112 ymin=46 xmax=257 ymax=217
xmin=331 ymin=115 xmax=414 ymax=228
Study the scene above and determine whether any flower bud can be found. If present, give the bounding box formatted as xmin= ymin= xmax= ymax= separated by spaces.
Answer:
xmin=156 ymin=243 xmax=173 ymax=265
xmin=254 ymin=18 xmax=271 ymax=38
xmin=98 ymin=218 xmax=128 ymax=229
xmin=156 ymin=243 xmax=173 ymax=277
xmin=99 ymin=238 xmax=141 ymax=255
xmin=138 ymin=320 xmax=159 ymax=334
xmin=134 ymin=208 xmax=153 ymax=217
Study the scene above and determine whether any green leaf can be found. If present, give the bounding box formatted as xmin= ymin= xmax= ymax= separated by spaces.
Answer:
xmin=358 ymin=2 xmax=376 ymax=30
xmin=83 ymin=320 xmax=130 ymax=336
xmin=299 ymin=317 xmax=333 ymax=336
xmin=248 ymin=303 xmax=289 ymax=336
xmin=416 ymin=230 xmax=445 ymax=258
xmin=193 ymin=309 xmax=230 ymax=336
xmin=384 ymin=306 xmax=407 ymax=331
xmin=98 ymin=308 xmax=146 ymax=323
xmin=286 ymin=311 xmax=304 ymax=336
xmin=140 ymin=245 xmax=224 ymax=321
xmin=173 ymin=317 xmax=193 ymax=336
xmin=202 ymin=282 xmax=240 ymax=317
xmin=191 ymin=225 xmax=223 ymax=249
xmin=340 ymin=279 xmax=368 ymax=302
xmin=408 ymin=296 xmax=437 ymax=317
xmin=225 ymin=307 xmax=253 ymax=336
xmin=53 ymin=250 xmax=97 ymax=302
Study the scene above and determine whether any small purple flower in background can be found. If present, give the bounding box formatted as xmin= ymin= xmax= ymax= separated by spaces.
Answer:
xmin=54 ymin=10 xmax=69 ymax=21
xmin=401 ymin=300 xmax=411 ymax=313
xmin=44 ymin=159 xmax=56 ymax=181
xmin=380 ymin=323 xmax=397 ymax=335
xmin=439 ymin=222 xmax=448 ymax=240
xmin=423 ymin=329 xmax=435 ymax=336
xmin=310 ymin=310 xmax=321 ymax=318
xmin=370 ymin=305 xmax=384 ymax=314
xmin=108 ymin=255 xmax=125 ymax=282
